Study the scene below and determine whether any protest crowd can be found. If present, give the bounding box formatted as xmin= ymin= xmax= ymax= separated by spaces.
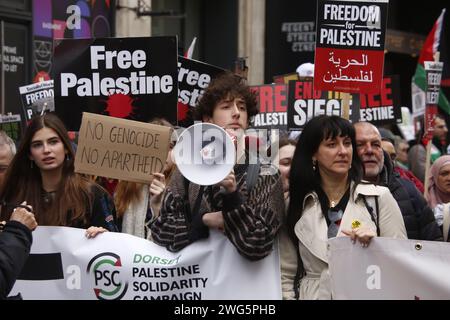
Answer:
xmin=1 ymin=1 xmax=450 ymax=302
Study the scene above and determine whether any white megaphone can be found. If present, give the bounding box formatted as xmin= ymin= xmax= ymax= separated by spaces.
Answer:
xmin=173 ymin=123 xmax=236 ymax=185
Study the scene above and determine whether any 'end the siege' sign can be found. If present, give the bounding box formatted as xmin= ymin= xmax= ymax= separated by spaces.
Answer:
xmin=287 ymin=80 xmax=358 ymax=130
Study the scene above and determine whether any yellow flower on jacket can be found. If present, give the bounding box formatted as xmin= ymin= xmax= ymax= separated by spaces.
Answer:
xmin=351 ymin=219 xmax=361 ymax=229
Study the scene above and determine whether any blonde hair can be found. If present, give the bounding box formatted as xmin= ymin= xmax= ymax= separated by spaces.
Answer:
xmin=114 ymin=118 xmax=175 ymax=218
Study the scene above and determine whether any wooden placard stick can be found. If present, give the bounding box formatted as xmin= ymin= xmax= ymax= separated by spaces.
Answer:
xmin=423 ymin=51 xmax=441 ymax=197
xmin=341 ymin=92 xmax=351 ymax=120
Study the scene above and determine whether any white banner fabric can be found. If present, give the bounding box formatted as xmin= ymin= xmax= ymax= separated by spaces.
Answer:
xmin=11 ymin=226 xmax=281 ymax=300
xmin=329 ymin=237 xmax=450 ymax=299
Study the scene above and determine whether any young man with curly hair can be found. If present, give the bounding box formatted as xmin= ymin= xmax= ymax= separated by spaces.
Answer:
xmin=151 ymin=72 xmax=285 ymax=261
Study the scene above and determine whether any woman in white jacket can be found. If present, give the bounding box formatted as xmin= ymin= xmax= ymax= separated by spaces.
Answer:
xmin=285 ymin=115 xmax=406 ymax=300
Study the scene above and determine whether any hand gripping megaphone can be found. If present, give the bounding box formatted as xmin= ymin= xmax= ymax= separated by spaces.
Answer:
xmin=172 ymin=123 xmax=236 ymax=186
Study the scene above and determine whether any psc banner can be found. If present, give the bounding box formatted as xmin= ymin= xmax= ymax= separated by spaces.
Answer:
xmin=53 ymin=36 xmax=178 ymax=131
xmin=329 ymin=237 xmax=450 ymax=299
xmin=314 ymin=0 xmax=388 ymax=94
xmin=11 ymin=227 xmax=281 ymax=300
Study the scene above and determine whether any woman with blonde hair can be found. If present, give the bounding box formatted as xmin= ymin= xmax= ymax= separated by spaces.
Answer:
xmin=115 ymin=118 xmax=176 ymax=239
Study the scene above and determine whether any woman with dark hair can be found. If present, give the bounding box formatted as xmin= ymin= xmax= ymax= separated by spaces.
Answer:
xmin=285 ymin=115 xmax=406 ymax=300
xmin=0 ymin=113 xmax=118 ymax=237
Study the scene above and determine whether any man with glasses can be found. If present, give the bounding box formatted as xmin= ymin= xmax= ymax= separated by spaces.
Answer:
xmin=354 ymin=122 xmax=441 ymax=241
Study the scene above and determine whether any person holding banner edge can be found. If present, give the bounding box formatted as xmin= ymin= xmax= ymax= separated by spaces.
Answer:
xmin=115 ymin=117 xmax=176 ymax=239
xmin=150 ymin=71 xmax=285 ymax=261
xmin=0 ymin=202 xmax=36 ymax=299
xmin=286 ymin=115 xmax=406 ymax=299
xmin=0 ymin=113 xmax=118 ymax=237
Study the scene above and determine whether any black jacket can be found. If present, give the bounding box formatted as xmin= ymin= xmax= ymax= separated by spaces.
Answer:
xmin=379 ymin=151 xmax=442 ymax=241
xmin=0 ymin=221 xmax=32 ymax=299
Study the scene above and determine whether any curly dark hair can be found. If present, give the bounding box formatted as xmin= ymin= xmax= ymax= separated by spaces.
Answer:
xmin=193 ymin=71 xmax=258 ymax=124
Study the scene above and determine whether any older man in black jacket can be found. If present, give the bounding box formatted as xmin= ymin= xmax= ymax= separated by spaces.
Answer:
xmin=354 ymin=122 xmax=442 ymax=240
xmin=0 ymin=203 xmax=37 ymax=299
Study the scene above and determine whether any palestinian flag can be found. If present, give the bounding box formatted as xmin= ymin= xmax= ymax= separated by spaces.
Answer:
xmin=184 ymin=37 xmax=197 ymax=59
xmin=412 ymin=9 xmax=450 ymax=114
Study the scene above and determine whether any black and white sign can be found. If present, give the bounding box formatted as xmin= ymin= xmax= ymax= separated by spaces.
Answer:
xmin=19 ymin=80 xmax=54 ymax=121
xmin=53 ymin=37 xmax=178 ymax=131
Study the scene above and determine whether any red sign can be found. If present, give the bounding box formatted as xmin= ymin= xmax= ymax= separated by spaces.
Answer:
xmin=357 ymin=75 xmax=402 ymax=124
xmin=315 ymin=48 xmax=384 ymax=94
xmin=251 ymin=84 xmax=287 ymax=129
xmin=314 ymin=0 xmax=388 ymax=94
xmin=424 ymin=61 xmax=443 ymax=139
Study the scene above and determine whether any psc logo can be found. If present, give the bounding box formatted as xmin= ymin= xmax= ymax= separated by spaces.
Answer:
xmin=87 ymin=252 xmax=128 ymax=300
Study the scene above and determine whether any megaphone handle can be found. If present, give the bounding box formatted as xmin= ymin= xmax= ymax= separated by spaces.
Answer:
xmin=183 ymin=182 xmax=205 ymax=222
